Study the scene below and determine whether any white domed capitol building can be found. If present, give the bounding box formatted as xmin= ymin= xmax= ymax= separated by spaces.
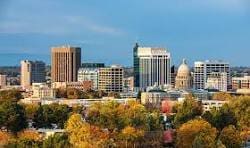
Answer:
xmin=175 ymin=59 xmax=192 ymax=89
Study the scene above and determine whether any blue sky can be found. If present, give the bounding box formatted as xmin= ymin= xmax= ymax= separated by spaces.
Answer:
xmin=0 ymin=0 xmax=250 ymax=66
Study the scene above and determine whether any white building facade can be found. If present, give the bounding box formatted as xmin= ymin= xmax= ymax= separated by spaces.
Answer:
xmin=202 ymin=100 xmax=228 ymax=112
xmin=194 ymin=60 xmax=230 ymax=90
xmin=205 ymin=72 xmax=228 ymax=92
xmin=32 ymin=83 xmax=56 ymax=99
xmin=78 ymin=68 xmax=99 ymax=90
xmin=135 ymin=47 xmax=171 ymax=90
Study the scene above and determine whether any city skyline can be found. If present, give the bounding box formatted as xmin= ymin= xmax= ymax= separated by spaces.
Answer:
xmin=0 ymin=0 xmax=250 ymax=66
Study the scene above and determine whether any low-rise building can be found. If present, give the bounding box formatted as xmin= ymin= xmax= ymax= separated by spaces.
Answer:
xmin=123 ymin=76 xmax=134 ymax=92
xmin=205 ymin=72 xmax=227 ymax=92
xmin=141 ymin=86 xmax=168 ymax=108
xmin=163 ymin=88 xmax=209 ymax=101
xmin=52 ymin=81 xmax=93 ymax=91
xmin=37 ymin=129 xmax=65 ymax=139
xmin=232 ymin=76 xmax=250 ymax=90
xmin=32 ymin=83 xmax=56 ymax=99
xmin=120 ymin=91 xmax=138 ymax=99
xmin=20 ymin=97 xmax=136 ymax=107
xmin=201 ymin=100 xmax=228 ymax=112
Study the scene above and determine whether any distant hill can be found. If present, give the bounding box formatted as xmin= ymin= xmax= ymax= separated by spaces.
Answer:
xmin=0 ymin=53 xmax=50 ymax=66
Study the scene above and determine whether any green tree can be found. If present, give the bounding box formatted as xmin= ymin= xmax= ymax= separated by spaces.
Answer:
xmin=0 ymin=89 xmax=23 ymax=102
xmin=33 ymin=104 xmax=71 ymax=128
xmin=146 ymin=111 xmax=162 ymax=131
xmin=0 ymin=101 xmax=27 ymax=133
xmin=42 ymin=133 xmax=71 ymax=148
xmin=229 ymin=96 xmax=250 ymax=129
xmin=23 ymin=104 xmax=39 ymax=120
xmin=33 ymin=104 xmax=54 ymax=128
xmin=4 ymin=139 xmax=41 ymax=148
xmin=174 ymin=98 xmax=202 ymax=127
xmin=202 ymin=104 xmax=237 ymax=130
xmin=123 ymin=100 xmax=147 ymax=129
xmin=52 ymin=104 xmax=71 ymax=128
xmin=176 ymin=119 xmax=217 ymax=148
xmin=87 ymin=101 xmax=123 ymax=131
xmin=219 ymin=125 xmax=242 ymax=148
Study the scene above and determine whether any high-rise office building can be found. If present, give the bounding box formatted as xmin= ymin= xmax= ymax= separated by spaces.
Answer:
xmin=51 ymin=46 xmax=81 ymax=82
xmin=133 ymin=43 xmax=140 ymax=89
xmin=0 ymin=75 xmax=7 ymax=88
xmin=193 ymin=60 xmax=230 ymax=90
xmin=170 ymin=65 xmax=177 ymax=88
xmin=98 ymin=65 xmax=123 ymax=92
xmin=133 ymin=44 xmax=171 ymax=90
xmin=21 ymin=60 xmax=46 ymax=89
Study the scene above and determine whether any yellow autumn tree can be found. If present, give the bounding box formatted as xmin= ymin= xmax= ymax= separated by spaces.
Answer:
xmin=0 ymin=131 xmax=12 ymax=146
xmin=23 ymin=104 xmax=39 ymax=120
xmin=120 ymin=126 xmax=144 ymax=148
xmin=229 ymin=96 xmax=250 ymax=129
xmin=212 ymin=92 xmax=232 ymax=101
xmin=219 ymin=125 xmax=242 ymax=148
xmin=65 ymin=114 xmax=110 ymax=148
xmin=17 ymin=129 xmax=42 ymax=141
xmin=176 ymin=119 xmax=217 ymax=148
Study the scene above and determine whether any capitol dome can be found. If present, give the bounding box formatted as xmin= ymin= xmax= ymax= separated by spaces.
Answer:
xmin=175 ymin=59 xmax=192 ymax=89
xmin=177 ymin=59 xmax=191 ymax=77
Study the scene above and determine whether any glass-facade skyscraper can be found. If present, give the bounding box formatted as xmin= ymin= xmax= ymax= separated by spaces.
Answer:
xmin=133 ymin=44 xmax=171 ymax=90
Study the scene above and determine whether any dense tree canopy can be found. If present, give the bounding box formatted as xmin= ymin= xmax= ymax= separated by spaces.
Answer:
xmin=66 ymin=101 xmax=163 ymax=147
xmin=0 ymin=101 xmax=27 ymax=133
xmin=176 ymin=119 xmax=217 ymax=148
xmin=202 ymin=104 xmax=237 ymax=130
xmin=33 ymin=104 xmax=71 ymax=129
xmin=66 ymin=114 xmax=110 ymax=148
xmin=23 ymin=104 xmax=39 ymax=120
xmin=0 ymin=89 xmax=23 ymax=102
xmin=42 ymin=133 xmax=71 ymax=148
xmin=219 ymin=125 xmax=242 ymax=148
xmin=173 ymin=98 xmax=203 ymax=127
xmin=86 ymin=100 xmax=161 ymax=132
xmin=228 ymin=96 xmax=250 ymax=129
xmin=212 ymin=92 xmax=233 ymax=101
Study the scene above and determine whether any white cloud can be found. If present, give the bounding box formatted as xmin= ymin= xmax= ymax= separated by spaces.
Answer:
xmin=65 ymin=16 xmax=124 ymax=35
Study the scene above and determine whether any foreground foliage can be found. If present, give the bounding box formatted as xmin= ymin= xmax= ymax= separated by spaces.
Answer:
xmin=176 ymin=119 xmax=217 ymax=148
xmin=66 ymin=100 xmax=163 ymax=147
